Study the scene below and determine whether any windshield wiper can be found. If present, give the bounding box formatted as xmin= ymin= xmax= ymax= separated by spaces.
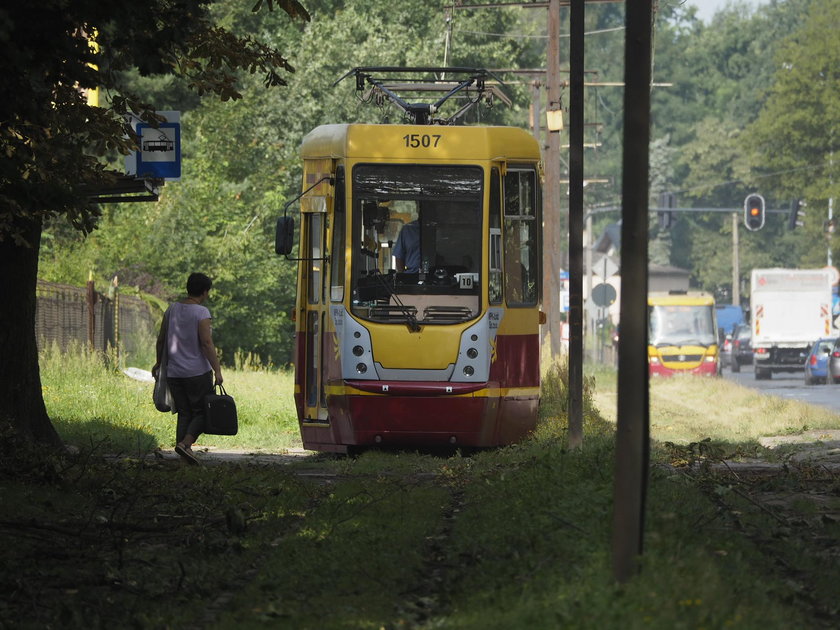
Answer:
xmin=368 ymin=271 xmax=421 ymax=332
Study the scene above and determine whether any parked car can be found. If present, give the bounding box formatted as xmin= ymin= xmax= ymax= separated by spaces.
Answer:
xmin=729 ymin=323 xmax=753 ymax=373
xmin=826 ymin=337 xmax=840 ymax=384
xmin=805 ymin=337 xmax=836 ymax=385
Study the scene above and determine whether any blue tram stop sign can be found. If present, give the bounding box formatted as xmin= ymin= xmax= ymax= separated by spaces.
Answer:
xmin=126 ymin=111 xmax=181 ymax=181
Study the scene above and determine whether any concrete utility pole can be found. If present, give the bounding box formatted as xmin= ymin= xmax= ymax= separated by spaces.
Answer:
xmin=732 ymin=212 xmax=740 ymax=306
xmin=543 ymin=0 xmax=564 ymax=359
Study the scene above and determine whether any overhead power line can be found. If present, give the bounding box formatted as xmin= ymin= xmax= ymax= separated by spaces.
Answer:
xmin=456 ymin=26 xmax=625 ymax=39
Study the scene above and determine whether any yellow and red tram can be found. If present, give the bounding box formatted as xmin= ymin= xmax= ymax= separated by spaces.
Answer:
xmin=276 ymin=69 xmax=543 ymax=452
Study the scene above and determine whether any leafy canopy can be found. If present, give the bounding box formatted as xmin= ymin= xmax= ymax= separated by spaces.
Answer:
xmin=38 ymin=0 xmax=543 ymax=364
xmin=0 ymin=0 xmax=309 ymax=245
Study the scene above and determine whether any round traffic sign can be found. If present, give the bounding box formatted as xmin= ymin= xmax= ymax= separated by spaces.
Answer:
xmin=592 ymin=282 xmax=617 ymax=307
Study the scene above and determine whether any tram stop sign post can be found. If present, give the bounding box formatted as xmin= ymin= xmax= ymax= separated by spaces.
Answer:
xmin=125 ymin=110 xmax=182 ymax=181
xmin=592 ymin=282 xmax=617 ymax=307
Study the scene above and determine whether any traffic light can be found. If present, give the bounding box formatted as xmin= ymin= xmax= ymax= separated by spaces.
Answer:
xmin=787 ymin=199 xmax=806 ymax=230
xmin=744 ymin=194 xmax=765 ymax=231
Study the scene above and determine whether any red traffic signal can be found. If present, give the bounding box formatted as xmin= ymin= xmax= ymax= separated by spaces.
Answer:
xmin=744 ymin=194 xmax=765 ymax=231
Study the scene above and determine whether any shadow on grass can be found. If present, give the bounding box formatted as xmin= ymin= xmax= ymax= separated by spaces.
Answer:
xmin=53 ymin=416 xmax=158 ymax=457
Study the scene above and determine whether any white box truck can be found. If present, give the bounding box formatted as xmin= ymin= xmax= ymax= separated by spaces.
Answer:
xmin=750 ymin=268 xmax=834 ymax=379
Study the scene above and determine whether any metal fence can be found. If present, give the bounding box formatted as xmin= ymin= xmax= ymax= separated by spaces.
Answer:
xmin=36 ymin=280 xmax=159 ymax=360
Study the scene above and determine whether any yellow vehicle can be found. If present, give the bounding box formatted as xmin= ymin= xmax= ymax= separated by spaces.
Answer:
xmin=275 ymin=68 xmax=543 ymax=453
xmin=648 ymin=291 xmax=719 ymax=376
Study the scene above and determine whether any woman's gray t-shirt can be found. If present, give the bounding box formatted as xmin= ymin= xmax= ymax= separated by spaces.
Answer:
xmin=166 ymin=302 xmax=212 ymax=378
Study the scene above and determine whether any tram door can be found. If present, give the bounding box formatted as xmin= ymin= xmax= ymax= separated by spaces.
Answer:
xmin=300 ymin=161 xmax=334 ymax=422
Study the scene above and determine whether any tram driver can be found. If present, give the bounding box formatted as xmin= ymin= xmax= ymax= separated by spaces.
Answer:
xmin=394 ymin=219 xmax=421 ymax=272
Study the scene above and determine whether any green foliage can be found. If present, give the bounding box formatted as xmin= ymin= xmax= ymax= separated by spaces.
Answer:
xmin=219 ymin=477 xmax=450 ymax=627
xmin=6 ymin=352 xmax=840 ymax=626
xmin=0 ymin=0 xmax=309 ymax=243
xmin=540 ymin=359 xmax=597 ymax=419
xmin=9 ymin=370 xmax=840 ymax=626
xmin=40 ymin=344 xmax=300 ymax=453
xmin=747 ymin=0 xmax=840 ymax=269
xmin=32 ymin=0 xmax=840 ymax=360
xmin=660 ymin=0 xmax=825 ymax=293
xmin=1 ymin=0 xmax=312 ymax=445
xmin=572 ymin=0 xmax=831 ymax=296
xmin=39 ymin=0 xmax=544 ymax=364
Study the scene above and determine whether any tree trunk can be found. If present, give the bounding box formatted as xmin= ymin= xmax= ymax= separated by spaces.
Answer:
xmin=0 ymin=215 xmax=63 ymax=446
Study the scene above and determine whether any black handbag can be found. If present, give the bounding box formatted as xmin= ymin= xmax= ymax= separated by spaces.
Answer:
xmin=204 ymin=384 xmax=238 ymax=435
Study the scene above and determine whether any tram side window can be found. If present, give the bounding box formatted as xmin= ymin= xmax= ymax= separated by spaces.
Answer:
xmin=503 ymin=169 xmax=538 ymax=306
xmin=306 ymin=213 xmax=324 ymax=305
xmin=489 ymin=168 xmax=503 ymax=304
xmin=330 ymin=168 xmax=345 ymax=302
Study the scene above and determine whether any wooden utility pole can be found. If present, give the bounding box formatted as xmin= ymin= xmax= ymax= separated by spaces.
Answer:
xmin=612 ymin=0 xmax=653 ymax=582
xmin=567 ymin=0 xmax=584 ymax=447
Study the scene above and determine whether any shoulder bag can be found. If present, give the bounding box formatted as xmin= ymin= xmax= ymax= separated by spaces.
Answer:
xmin=153 ymin=308 xmax=176 ymax=413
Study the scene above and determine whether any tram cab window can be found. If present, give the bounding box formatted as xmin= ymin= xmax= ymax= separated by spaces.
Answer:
xmin=503 ymin=168 xmax=539 ymax=307
xmin=351 ymin=164 xmax=483 ymax=324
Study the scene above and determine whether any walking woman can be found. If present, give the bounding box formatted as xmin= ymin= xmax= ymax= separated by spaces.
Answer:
xmin=152 ymin=273 xmax=223 ymax=465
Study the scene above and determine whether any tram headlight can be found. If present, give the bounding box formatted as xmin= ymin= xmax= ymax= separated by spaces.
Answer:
xmin=463 ymin=366 xmax=475 ymax=377
xmin=356 ymin=363 xmax=368 ymax=374
xmin=352 ymin=345 xmax=364 ymax=357
xmin=466 ymin=347 xmax=478 ymax=359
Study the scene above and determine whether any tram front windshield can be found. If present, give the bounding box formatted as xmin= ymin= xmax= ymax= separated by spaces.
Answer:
xmin=351 ymin=164 xmax=483 ymax=325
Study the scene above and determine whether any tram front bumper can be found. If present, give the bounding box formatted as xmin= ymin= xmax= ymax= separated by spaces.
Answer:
xmin=346 ymin=393 xmax=497 ymax=446
xmin=321 ymin=380 xmax=538 ymax=448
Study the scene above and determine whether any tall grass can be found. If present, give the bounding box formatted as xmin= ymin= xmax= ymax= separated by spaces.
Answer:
xmin=587 ymin=365 xmax=840 ymax=445
xmin=40 ymin=344 xmax=301 ymax=454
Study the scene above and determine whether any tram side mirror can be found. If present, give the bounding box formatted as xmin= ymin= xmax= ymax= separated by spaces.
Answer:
xmin=275 ymin=216 xmax=295 ymax=256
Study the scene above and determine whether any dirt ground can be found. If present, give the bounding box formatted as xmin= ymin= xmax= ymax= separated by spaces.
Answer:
xmin=148 ymin=429 xmax=840 ymax=469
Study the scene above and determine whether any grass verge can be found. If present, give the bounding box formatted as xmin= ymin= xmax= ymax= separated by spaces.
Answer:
xmin=40 ymin=344 xmax=301 ymax=454
xmin=2 ymin=354 xmax=839 ymax=627
xmin=591 ymin=366 xmax=840 ymax=445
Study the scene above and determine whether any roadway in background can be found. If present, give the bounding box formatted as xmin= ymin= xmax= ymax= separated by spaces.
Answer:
xmin=723 ymin=363 xmax=840 ymax=414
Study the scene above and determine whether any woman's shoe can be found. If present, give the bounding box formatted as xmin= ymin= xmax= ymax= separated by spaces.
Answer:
xmin=175 ymin=443 xmax=199 ymax=465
